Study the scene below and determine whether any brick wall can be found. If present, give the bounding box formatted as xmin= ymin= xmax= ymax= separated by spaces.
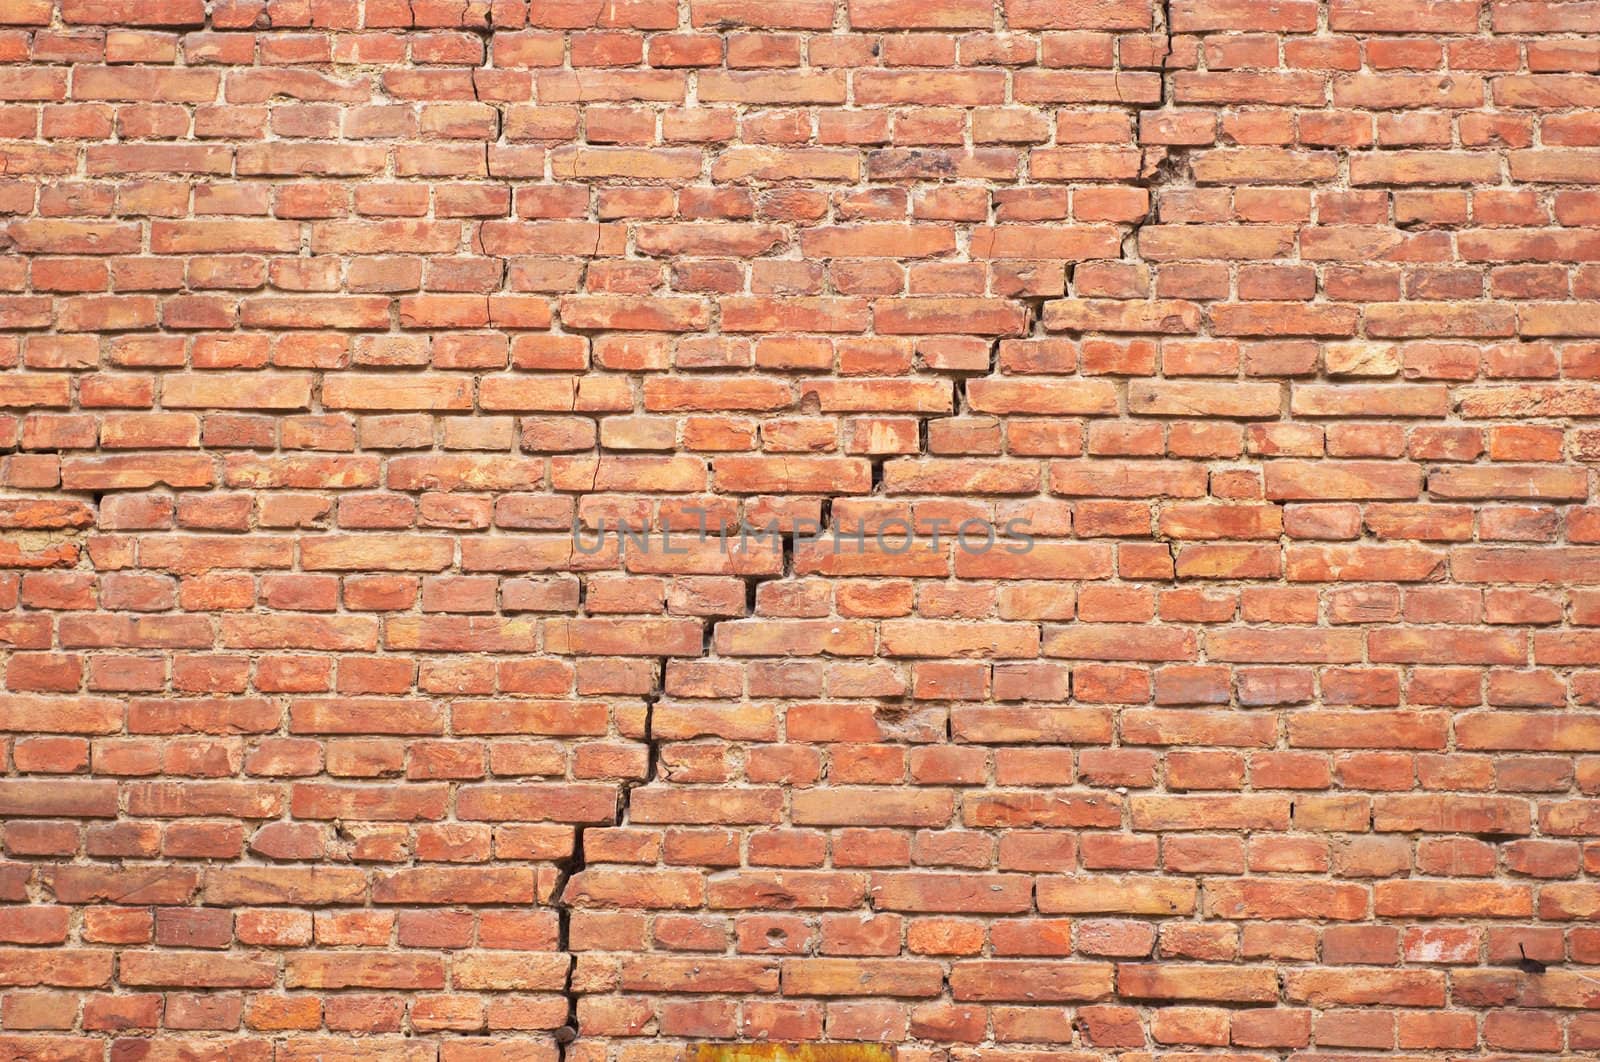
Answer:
xmin=3 ymin=0 xmax=1600 ymax=1057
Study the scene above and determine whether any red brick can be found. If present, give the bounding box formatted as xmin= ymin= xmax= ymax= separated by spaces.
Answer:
xmin=0 ymin=5 xmax=1593 ymax=1054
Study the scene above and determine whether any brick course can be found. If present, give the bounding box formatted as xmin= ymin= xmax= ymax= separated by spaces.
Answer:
xmin=2 ymin=0 xmax=1600 ymax=1057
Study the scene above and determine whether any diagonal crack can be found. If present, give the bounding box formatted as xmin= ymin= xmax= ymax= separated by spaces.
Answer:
xmin=468 ymin=5 xmax=1186 ymax=1057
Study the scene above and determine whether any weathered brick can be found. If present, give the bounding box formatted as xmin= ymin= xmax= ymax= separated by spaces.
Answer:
xmin=2 ymin=3 xmax=1594 ymax=1055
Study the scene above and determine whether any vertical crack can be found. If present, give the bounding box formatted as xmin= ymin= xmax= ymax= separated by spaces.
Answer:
xmin=631 ymin=657 xmax=665 ymax=799
xmin=549 ymin=825 xmax=585 ymax=1056
xmin=1125 ymin=0 xmax=1183 ymax=259
xmin=550 ymin=655 xmax=667 ymax=1059
xmin=460 ymin=8 xmax=510 ymax=324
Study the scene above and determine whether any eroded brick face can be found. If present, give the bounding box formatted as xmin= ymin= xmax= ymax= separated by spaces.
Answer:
xmin=2 ymin=0 xmax=1600 ymax=1058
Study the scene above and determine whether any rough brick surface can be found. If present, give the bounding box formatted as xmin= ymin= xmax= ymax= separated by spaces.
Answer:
xmin=3 ymin=0 xmax=1600 ymax=1058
